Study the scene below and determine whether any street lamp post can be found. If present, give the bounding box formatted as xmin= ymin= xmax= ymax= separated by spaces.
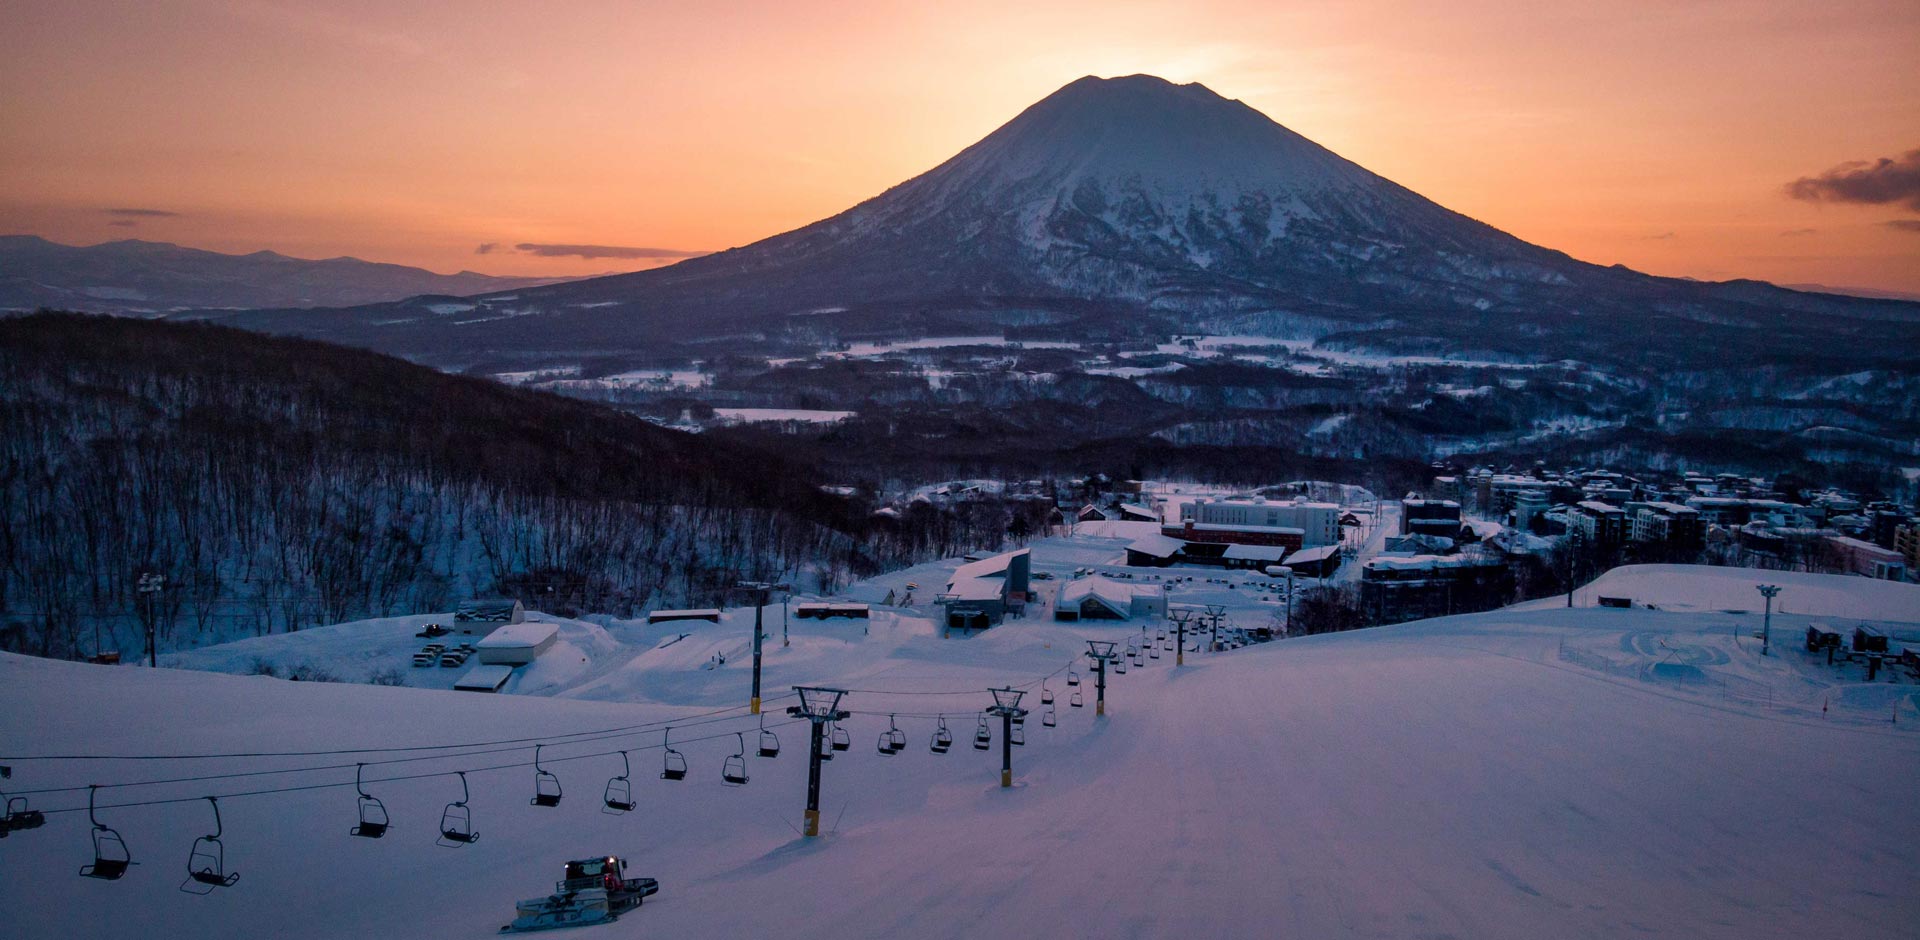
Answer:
xmin=137 ymin=572 xmax=165 ymax=668
xmin=1757 ymin=584 xmax=1781 ymax=656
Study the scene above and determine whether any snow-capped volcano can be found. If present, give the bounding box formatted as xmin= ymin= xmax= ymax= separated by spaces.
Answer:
xmin=214 ymin=74 xmax=1916 ymax=361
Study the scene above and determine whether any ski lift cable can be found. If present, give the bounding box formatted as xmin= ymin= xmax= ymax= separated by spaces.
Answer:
xmin=11 ymin=693 xmax=794 ymax=762
xmin=5 ymin=706 xmax=771 ymax=798
xmin=0 ymin=694 xmax=795 ymax=765
xmin=833 ymin=658 xmax=1076 ymax=699
xmin=30 ymin=719 xmax=815 ymax=819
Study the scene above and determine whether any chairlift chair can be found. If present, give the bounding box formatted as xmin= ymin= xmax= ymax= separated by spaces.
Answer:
xmin=437 ymin=772 xmax=479 ymax=847
xmin=1148 ymin=644 xmax=1160 ymax=659
xmin=1114 ymin=658 xmax=1127 ymax=675
xmin=1042 ymin=705 xmax=1057 ymax=728
xmin=758 ymin=713 xmax=781 ymax=759
xmin=660 ymin=728 xmax=688 ymax=781
xmin=3 ymin=790 xmax=46 ymax=836
xmin=818 ymin=723 xmax=836 ymax=761
xmin=1011 ymin=722 xmax=1026 ymax=746
xmin=973 ymin=714 xmax=991 ymax=750
xmin=1067 ymin=668 xmax=1080 ymax=687
xmin=603 ymin=751 xmax=636 ymax=814
xmin=179 ymin=797 xmax=239 ymax=895
xmin=1070 ymin=690 xmax=1084 ymax=708
xmin=830 ymin=722 xmax=851 ymax=752
xmin=722 ymin=733 xmax=749 ymax=786
xmin=350 ymin=764 xmax=390 ymax=838
xmin=78 ymin=785 xmax=133 ymax=879
xmin=877 ymin=715 xmax=905 ymax=755
xmin=930 ymin=717 xmax=953 ymax=754
xmin=529 ymin=744 xmax=563 ymax=807
xmin=1041 ymin=682 xmax=1055 ymax=706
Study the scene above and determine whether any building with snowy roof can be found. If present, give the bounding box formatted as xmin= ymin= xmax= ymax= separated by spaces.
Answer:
xmin=938 ymin=548 xmax=1031 ymax=632
xmin=1401 ymin=498 xmax=1462 ymax=538
xmin=1360 ymin=552 xmax=1514 ymax=624
xmin=1054 ymin=575 xmax=1167 ymax=621
xmin=1624 ymin=501 xmax=1704 ymax=554
xmin=1279 ymin=543 xmax=1342 ymax=578
xmin=1178 ymin=497 xmax=1340 ymax=548
xmin=1569 ymin=501 xmax=1626 ymax=550
xmin=475 ymin=621 xmax=558 ymax=665
xmin=454 ymin=598 xmax=524 ymax=637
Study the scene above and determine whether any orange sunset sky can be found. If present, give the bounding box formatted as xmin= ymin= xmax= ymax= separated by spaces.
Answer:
xmin=3 ymin=0 xmax=1917 ymax=294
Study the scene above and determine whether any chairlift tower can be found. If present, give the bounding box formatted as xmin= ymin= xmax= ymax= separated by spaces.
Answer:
xmin=1085 ymin=641 xmax=1119 ymax=717
xmin=786 ymin=686 xmax=849 ymax=837
xmin=735 ymin=581 xmax=789 ymax=714
xmin=985 ymin=687 xmax=1028 ymax=788
xmin=1756 ymin=584 xmax=1781 ymax=656
xmin=1168 ymin=608 xmax=1194 ymax=666
xmin=1204 ymin=604 xmax=1228 ymax=652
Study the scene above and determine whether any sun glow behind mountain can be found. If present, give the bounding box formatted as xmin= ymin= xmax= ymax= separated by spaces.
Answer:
xmin=0 ymin=1 xmax=1916 ymax=292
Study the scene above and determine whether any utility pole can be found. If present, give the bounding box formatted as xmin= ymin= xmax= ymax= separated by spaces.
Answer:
xmin=1086 ymin=640 xmax=1118 ymax=716
xmin=1757 ymin=584 xmax=1780 ymax=656
xmin=786 ymin=686 xmax=848 ymax=837
xmin=734 ymin=581 xmax=788 ymax=714
xmin=986 ymin=687 xmax=1028 ymax=788
xmin=137 ymin=572 xmax=164 ymax=668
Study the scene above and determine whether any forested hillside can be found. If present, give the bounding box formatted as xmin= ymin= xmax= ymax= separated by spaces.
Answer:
xmin=0 ymin=314 xmax=1038 ymax=658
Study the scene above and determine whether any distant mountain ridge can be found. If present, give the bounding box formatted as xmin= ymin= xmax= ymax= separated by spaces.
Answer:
xmin=209 ymin=74 xmax=1920 ymax=369
xmin=0 ymin=235 xmax=577 ymax=313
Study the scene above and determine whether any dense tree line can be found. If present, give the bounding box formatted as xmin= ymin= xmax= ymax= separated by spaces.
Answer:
xmin=0 ymin=314 xmax=1018 ymax=658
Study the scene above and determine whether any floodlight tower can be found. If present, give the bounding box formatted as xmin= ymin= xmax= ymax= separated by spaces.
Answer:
xmin=1756 ymin=584 xmax=1781 ymax=657
xmin=1085 ymin=640 xmax=1119 ymax=716
xmin=734 ymin=581 xmax=789 ymax=714
xmin=986 ymin=687 xmax=1029 ymax=788
xmin=1205 ymin=604 xmax=1228 ymax=652
xmin=787 ymin=686 xmax=849 ymax=836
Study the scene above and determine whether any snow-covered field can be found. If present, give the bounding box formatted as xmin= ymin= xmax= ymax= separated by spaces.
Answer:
xmin=3 ymin=555 xmax=1917 ymax=939
xmin=1519 ymin=563 xmax=1920 ymax=624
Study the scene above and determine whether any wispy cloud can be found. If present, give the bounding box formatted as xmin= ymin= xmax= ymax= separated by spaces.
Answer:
xmin=105 ymin=207 xmax=180 ymax=218
xmin=1884 ymin=219 xmax=1920 ymax=233
xmin=1786 ymin=148 xmax=1920 ymax=211
xmin=227 ymin=1 xmax=432 ymax=60
xmin=510 ymin=243 xmax=708 ymax=260
xmin=475 ymin=242 xmax=499 ymax=255
xmin=1639 ymin=231 xmax=1676 ymax=240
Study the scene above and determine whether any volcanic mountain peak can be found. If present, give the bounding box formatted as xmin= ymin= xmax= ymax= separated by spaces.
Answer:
xmin=943 ymin=74 xmax=1371 ymax=197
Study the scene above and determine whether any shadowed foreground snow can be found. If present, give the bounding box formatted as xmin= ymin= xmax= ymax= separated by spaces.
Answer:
xmin=2 ymin=602 xmax=1916 ymax=939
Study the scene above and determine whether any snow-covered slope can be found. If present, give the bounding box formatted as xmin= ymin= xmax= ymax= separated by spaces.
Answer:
xmin=3 ymin=570 xmax=1916 ymax=938
xmin=1516 ymin=563 xmax=1920 ymax=624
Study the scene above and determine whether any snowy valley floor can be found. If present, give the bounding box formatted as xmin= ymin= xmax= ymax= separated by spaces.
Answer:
xmin=2 ymin=564 xmax=1918 ymax=939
